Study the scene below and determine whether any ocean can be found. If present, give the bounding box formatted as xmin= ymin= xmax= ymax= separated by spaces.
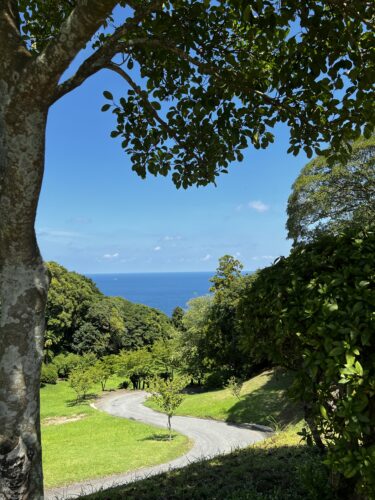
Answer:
xmin=87 ymin=272 xmax=213 ymax=316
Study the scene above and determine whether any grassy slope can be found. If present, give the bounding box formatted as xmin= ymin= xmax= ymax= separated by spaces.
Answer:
xmin=83 ymin=370 xmax=334 ymax=500
xmin=146 ymin=369 xmax=302 ymax=428
xmin=41 ymin=378 xmax=190 ymax=488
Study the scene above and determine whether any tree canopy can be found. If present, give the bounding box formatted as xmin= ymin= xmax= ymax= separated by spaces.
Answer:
xmin=287 ymin=136 xmax=375 ymax=243
xmin=9 ymin=0 xmax=375 ymax=187
xmin=45 ymin=262 xmax=174 ymax=357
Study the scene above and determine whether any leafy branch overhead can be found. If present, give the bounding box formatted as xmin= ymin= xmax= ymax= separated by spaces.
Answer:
xmin=14 ymin=0 xmax=375 ymax=188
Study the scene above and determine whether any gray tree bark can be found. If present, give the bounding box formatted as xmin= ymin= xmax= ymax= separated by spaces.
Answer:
xmin=0 ymin=85 xmax=50 ymax=498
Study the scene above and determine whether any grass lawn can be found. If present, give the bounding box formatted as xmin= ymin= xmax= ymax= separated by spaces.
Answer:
xmin=41 ymin=377 xmax=191 ymax=488
xmin=82 ymin=370 xmax=334 ymax=500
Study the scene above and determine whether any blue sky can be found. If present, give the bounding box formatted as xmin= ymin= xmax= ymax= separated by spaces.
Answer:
xmin=37 ymin=46 xmax=307 ymax=274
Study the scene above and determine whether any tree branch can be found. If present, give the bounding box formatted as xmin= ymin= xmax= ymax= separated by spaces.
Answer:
xmin=51 ymin=0 xmax=163 ymax=104
xmin=107 ymin=63 xmax=176 ymax=140
xmin=34 ymin=0 xmax=118 ymax=86
xmin=0 ymin=1 xmax=31 ymax=80
xmin=122 ymin=38 xmax=296 ymax=114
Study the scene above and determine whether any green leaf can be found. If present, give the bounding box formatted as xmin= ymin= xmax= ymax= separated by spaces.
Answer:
xmin=358 ymin=281 xmax=369 ymax=288
xmin=320 ymin=405 xmax=328 ymax=419
xmin=101 ymin=104 xmax=111 ymax=112
xmin=345 ymin=353 xmax=355 ymax=366
xmin=329 ymin=346 xmax=343 ymax=357
xmin=152 ymin=101 xmax=161 ymax=111
xmin=103 ymin=91 xmax=113 ymax=100
xmin=355 ymin=361 xmax=363 ymax=376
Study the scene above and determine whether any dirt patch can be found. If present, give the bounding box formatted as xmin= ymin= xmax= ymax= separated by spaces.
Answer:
xmin=42 ymin=414 xmax=86 ymax=426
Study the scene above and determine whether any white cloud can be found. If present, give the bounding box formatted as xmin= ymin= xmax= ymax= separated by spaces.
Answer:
xmin=154 ymin=246 xmax=161 ymax=251
xmin=103 ymin=252 xmax=119 ymax=259
xmin=201 ymin=253 xmax=212 ymax=261
xmin=163 ymin=235 xmax=182 ymax=241
xmin=248 ymin=200 xmax=269 ymax=213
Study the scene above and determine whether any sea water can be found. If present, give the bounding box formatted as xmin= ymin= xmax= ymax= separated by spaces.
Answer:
xmin=87 ymin=272 xmax=213 ymax=316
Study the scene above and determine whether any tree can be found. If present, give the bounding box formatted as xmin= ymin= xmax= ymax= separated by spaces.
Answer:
xmin=238 ymin=227 xmax=375 ymax=496
xmin=117 ymin=348 xmax=154 ymax=390
xmin=0 ymin=1 xmax=374 ymax=496
xmin=209 ymin=254 xmax=243 ymax=292
xmin=91 ymin=358 xmax=116 ymax=391
xmin=151 ymin=334 xmax=182 ymax=379
xmin=68 ymin=368 xmax=95 ymax=402
xmin=226 ymin=375 xmax=244 ymax=400
xmin=72 ymin=322 xmax=110 ymax=357
xmin=171 ymin=306 xmax=185 ymax=332
xmin=287 ymin=136 xmax=375 ymax=244
xmin=181 ymin=295 xmax=213 ymax=384
xmin=83 ymin=297 xmax=125 ymax=353
xmin=207 ymin=256 xmax=255 ymax=377
xmin=150 ymin=376 xmax=188 ymax=440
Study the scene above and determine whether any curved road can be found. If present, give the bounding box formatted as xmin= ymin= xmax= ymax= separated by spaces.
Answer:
xmin=46 ymin=390 xmax=269 ymax=499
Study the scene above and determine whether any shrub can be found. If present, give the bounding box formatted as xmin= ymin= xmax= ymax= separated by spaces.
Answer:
xmin=118 ymin=380 xmax=130 ymax=390
xmin=238 ymin=227 xmax=375 ymax=496
xmin=91 ymin=358 xmax=116 ymax=391
xmin=40 ymin=363 xmax=58 ymax=385
xmin=226 ymin=376 xmax=244 ymax=399
xmin=52 ymin=352 xmax=82 ymax=378
xmin=68 ymin=368 xmax=95 ymax=401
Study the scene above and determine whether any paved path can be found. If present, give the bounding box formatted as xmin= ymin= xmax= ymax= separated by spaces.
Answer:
xmin=46 ymin=391 xmax=269 ymax=499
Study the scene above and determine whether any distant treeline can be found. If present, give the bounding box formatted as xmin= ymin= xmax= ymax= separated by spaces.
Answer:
xmin=44 ymin=261 xmax=175 ymax=359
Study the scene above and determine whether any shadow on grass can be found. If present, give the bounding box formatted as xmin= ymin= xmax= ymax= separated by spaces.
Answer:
xmin=139 ymin=433 xmax=177 ymax=442
xmin=226 ymin=369 xmax=303 ymax=428
xmin=66 ymin=393 xmax=99 ymax=407
xmin=80 ymin=441 xmax=335 ymax=500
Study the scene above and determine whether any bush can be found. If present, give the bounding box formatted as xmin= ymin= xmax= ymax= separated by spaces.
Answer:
xmin=238 ymin=227 xmax=375 ymax=497
xmin=226 ymin=376 xmax=244 ymax=399
xmin=41 ymin=363 xmax=58 ymax=385
xmin=68 ymin=368 xmax=95 ymax=401
xmin=52 ymin=352 xmax=97 ymax=378
xmin=118 ymin=380 xmax=130 ymax=390
xmin=52 ymin=352 xmax=82 ymax=378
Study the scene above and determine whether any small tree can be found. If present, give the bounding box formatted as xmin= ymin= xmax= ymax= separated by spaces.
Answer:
xmin=151 ymin=377 xmax=188 ymax=440
xmin=68 ymin=369 xmax=95 ymax=402
xmin=226 ymin=376 xmax=244 ymax=400
xmin=91 ymin=358 xmax=116 ymax=391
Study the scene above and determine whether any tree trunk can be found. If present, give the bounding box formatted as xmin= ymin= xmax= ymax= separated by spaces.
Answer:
xmin=167 ymin=415 xmax=172 ymax=440
xmin=304 ymin=403 xmax=325 ymax=453
xmin=0 ymin=90 xmax=50 ymax=499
